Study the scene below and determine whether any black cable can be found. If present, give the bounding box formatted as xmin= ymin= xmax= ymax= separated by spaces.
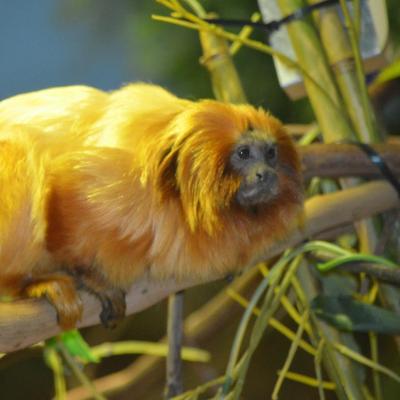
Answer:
xmin=349 ymin=141 xmax=400 ymax=198
xmin=203 ymin=0 xmax=339 ymax=37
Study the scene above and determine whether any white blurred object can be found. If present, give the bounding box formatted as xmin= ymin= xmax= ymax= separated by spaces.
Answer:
xmin=257 ymin=0 xmax=390 ymax=99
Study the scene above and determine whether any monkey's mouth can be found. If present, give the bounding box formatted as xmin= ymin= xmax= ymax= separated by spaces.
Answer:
xmin=236 ymin=178 xmax=279 ymax=207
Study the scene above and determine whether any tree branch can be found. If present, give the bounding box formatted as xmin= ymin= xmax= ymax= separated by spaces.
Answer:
xmin=0 ymin=179 xmax=398 ymax=353
xmin=165 ymin=291 xmax=184 ymax=398
xmin=340 ymin=263 xmax=400 ymax=286
xmin=300 ymin=143 xmax=400 ymax=181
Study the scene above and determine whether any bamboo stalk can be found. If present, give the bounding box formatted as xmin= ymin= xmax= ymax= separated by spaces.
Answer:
xmin=199 ymin=32 xmax=247 ymax=104
xmin=309 ymin=1 xmax=379 ymax=142
xmin=276 ymin=0 xmax=353 ymax=143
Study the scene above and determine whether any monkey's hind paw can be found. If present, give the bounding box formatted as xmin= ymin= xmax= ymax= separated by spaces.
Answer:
xmin=97 ymin=289 xmax=126 ymax=329
xmin=23 ymin=274 xmax=83 ymax=330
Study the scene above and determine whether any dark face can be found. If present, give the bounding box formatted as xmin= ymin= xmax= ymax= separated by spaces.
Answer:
xmin=229 ymin=132 xmax=279 ymax=207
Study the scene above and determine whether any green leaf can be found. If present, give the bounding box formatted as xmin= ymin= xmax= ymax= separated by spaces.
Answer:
xmin=374 ymin=59 xmax=400 ymax=85
xmin=317 ymin=254 xmax=399 ymax=272
xmin=311 ymin=295 xmax=400 ymax=334
xmin=56 ymin=330 xmax=99 ymax=363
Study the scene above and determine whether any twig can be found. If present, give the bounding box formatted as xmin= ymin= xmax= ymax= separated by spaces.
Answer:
xmin=333 ymin=342 xmax=400 ymax=384
xmin=226 ymin=288 xmax=316 ymax=356
xmin=314 ymin=340 xmax=327 ymax=400
xmin=58 ymin=343 xmax=106 ymax=400
xmin=275 ymin=370 xmax=335 ymax=390
xmin=272 ymin=310 xmax=309 ymax=399
xmin=338 ymin=263 xmax=400 ymax=286
xmin=369 ymin=333 xmax=383 ymax=400
xmin=165 ymin=291 xmax=185 ymax=398
xmin=45 ymin=346 xmax=67 ymax=400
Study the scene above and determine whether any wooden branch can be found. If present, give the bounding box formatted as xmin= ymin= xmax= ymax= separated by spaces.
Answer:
xmin=0 ymin=180 xmax=398 ymax=353
xmin=340 ymin=263 xmax=400 ymax=286
xmin=300 ymin=143 xmax=400 ymax=181
xmin=165 ymin=292 xmax=184 ymax=398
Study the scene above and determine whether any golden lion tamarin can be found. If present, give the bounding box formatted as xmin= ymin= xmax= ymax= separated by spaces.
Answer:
xmin=0 ymin=84 xmax=303 ymax=329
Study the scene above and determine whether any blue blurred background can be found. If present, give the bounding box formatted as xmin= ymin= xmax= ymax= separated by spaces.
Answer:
xmin=0 ymin=0 xmax=313 ymax=123
xmin=0 ymin=0 xmax=134 ymax=98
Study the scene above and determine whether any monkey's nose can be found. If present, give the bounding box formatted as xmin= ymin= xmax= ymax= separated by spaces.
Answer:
xmin=256 ymin=169 xmax=273 ymax=183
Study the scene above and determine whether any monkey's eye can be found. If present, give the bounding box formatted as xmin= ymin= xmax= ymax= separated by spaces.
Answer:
xmin=237 ymin=146 xmax=250 ymax=160
xmin=265 ymin=145 xmax=277 ymax=162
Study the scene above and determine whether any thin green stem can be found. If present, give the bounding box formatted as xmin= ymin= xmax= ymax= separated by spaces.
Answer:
xmin=230 ymin=255 xmax=303 ymax=399
xmin=230 ymin=12 xmax=261 ymax=56
xmin=271 ymin=310 xmax=309 ymax=399
xmin=182 ymin=0 xmax=206 ymax=18
xmin=221 ymin=260 xmax=285 ymax=394
xmin=318 ymin=254 xmax=399 ymax=272
xmin=314 ymin=340 xmax=327 ymax=400
xmin=333 ymin=342 xmax=400 ymax=384
xmin=172 ymin=376 xmax=225 ymax=400
xmin=91 ymin=341 xmax=209 ymax=362
xmin=45 ymin=347 xmax=66 ymax=400
xmin=226 ymin=288 xmax=317 ymax=356
xmin=369 ymin=333 xmax=383 ymax=400
xmin=59 ymin=344 xmax=106 ymax=400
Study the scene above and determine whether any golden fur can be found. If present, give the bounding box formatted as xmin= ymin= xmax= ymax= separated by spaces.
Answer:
xmin=0 ymin=84 xmax=303 ymax=328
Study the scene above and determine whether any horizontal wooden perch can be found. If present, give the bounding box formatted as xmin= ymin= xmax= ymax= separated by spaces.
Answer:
xmin=300 ymin=143 xmax=400 ymax=181
xmin=0 ymin=143 xmax=400 ymax=353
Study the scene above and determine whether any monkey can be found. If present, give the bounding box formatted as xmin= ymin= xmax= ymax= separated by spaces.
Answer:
xmin=0 ymin=84 xmax=303 ymax=329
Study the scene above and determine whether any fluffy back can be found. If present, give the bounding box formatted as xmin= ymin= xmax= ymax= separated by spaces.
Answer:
xmin=0 ymin=127 xmax=49 ymax=285
xmin=0 ymin=85 xmax=107 ymax=155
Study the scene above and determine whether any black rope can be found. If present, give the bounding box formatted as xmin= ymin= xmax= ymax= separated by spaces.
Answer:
xmin=349 ymin=141 xmax=400 ymax=198
xmin=203 ymin=0 xmax=340 ymax=37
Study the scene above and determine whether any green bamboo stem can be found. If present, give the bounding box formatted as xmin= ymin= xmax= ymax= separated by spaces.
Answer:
xmin=309 ymin=1 xmax=380 ymax=142
xmin=199 ymin=32 xmax=247 ymax=104
xmin=276 ymin=0 xmax=353 ymax=143
xmin=180 ymin=0 xmax=247 ymax=104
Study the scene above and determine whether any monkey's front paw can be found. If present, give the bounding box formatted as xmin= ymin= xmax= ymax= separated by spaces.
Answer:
xmin=24 ymin=274 xmax=83 ymax=330
xmin=97 ymin=289 xmax=126 ymax=329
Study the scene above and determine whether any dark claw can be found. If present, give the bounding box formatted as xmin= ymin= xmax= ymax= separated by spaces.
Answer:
xmin=71 ymin=267 xmax=127 ymax=328
xmin=96 ymin=289 xmax=126 ymax=329
xmin=99 ymin=297 xmax=117 ymax=328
